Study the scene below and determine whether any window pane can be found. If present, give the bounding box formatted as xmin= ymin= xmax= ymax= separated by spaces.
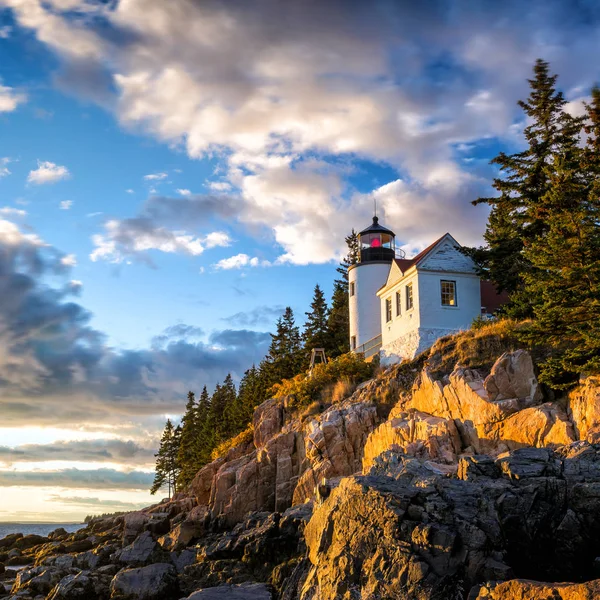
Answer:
xmin=441 ymin=280 xmax=457 ymax=306
xmin=385 ymin=298 xmax=392 ymax=322
xmin=396 ymin=291 xmax=401 ymax=316
xmin=406 ymin=283 xmax=413 ymax=310
xmin=350 ymin=282 xmax=355 ymax=296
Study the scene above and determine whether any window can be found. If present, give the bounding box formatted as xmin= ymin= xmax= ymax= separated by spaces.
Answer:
xmin=350 ymin=281 xmax=355 ymax=296
xmin=406 ymin=283 xmax=414 ymax=310
xmin=441 ymin=280 xmax=457 ymax=306
xmin=396 ymin=291 xmax=401 ymax=316
xmin=385 ymin=298 xmax=392 ymax=322
xmin=351 ymin=335 xmax=357 ymax=350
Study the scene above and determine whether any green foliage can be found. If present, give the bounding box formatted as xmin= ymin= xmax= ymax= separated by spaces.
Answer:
xmin=262 ymin=307 xmax=304 ymax=386
xmin=151 ymin=419 xmax=181 ymax=498
xmin=465 ymin=59 xmax=584 ymax=318
xmin=303 ymin=284 xmax=330 ymax=363
xmin=517 ymin=86 xmax=600 ymax=386
xmin=270 ymin=352 xmax=374 ymax=410
xmin=177 ymin=391 xmax=200 ymax=488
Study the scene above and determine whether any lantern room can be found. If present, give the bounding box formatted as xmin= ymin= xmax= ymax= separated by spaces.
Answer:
xmin=358 ymin=216 xmax=396 ymax=262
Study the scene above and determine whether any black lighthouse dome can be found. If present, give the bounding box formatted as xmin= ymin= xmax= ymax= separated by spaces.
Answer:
xmin=358 ymin=216 xmax=396 ymax=263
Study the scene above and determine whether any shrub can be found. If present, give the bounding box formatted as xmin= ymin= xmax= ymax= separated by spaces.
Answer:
xmin=210 ymin=425 xmax=254 ymax=461
xmin=271 ymin=352 xmax=374 ymax=410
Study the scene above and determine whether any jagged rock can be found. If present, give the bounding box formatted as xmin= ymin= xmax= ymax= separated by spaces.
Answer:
xmin=48 ymin=529 xmax=68 ymax=541
xmin=484 ymin=350 xmax=543 ymax=404
xmin=253 ymin=398 xmax=285 ymax=448
xmin=185 ymin=583 xmax=272 ymax=599
xmin=63 ymin=539 xmax=93 ymax=553
xmin=47 ymin=572 xmax=95 ymax=600
xmin=568 ymin=375 xmax=600 ymax=442
xmin=470 ymin=578 xmax=600 ymax=599
xmin=0 ymin=534 xmax=23 ymax=549
xmin=116 ymin=531 xmax=157 ymax=566
xmin=458 ymin=455 xmax=501 ymax=480
xmin=109 ymin=563 xmax=178 ymax=599
xmin=474 ymin=402 xmax=576 ymax=454
xmin=299 ymin=445 xmax=600 ymax=599
xmin=362 ymin=410 xmax=462 ymax=470
xmin=11 ymin=565 xmax=64 ymax=596
xmin=13 ymin=536 xmax=48 ymax=551
xmin=170 ymin=548 xmax=196 ymax=573
xmin=122 ymin=513 xmax=150 ymax=546
xmin=159 ymin=506 xmax=209 ymax=552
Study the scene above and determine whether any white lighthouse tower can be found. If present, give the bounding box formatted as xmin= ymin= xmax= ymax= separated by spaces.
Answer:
xmin=348 ymin=215 xmax=397 ymax=358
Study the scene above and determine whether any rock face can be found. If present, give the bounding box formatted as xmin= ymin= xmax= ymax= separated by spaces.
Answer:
xmin=471 ymin=578 xmax=600 ymax=599
xmin=568 ymin=375 xmax=600 ymax=442
xmin=185 ymin=583 xmax=271 ymax=599
xmin=109 ymin=563 xmax=178 ymax=599
xmin=188 ymin=399 xmax=379 ymax=526
xmin=297 ymin=444 xmax=600 ymax=600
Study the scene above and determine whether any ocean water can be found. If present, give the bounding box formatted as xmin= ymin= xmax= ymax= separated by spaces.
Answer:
xmin=0 ymin=522 xmax=84 ymax=540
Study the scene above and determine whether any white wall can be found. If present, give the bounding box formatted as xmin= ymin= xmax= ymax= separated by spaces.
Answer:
xmin=379 ymin=269 xmax=481 ymax=364
xmin=379 ymin=270 xmax=420 ymax=349
xmin=418 ymin=271 xmax=481 ymax=330
xmin=349 ymin=262 xmax=390 ymax=348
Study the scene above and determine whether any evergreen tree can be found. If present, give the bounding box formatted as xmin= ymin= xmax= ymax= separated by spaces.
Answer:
xmin=520 ymin=87 xmax=600 ymax=384
xmin=263 ymin=307 xmax=303 ymax=384
xmin=193 ymin=385 xmax=212 ymax=466
xmin=303 ymin=284 xmax=330 ymax=358
xmin=466 ymin=59 xmax=583 ymax=316
xmin=151 ymin=419 xmax=181 ymax=498
xmin=207 ymin=375 xmax=237 ymax=446
xmin=327 ymin=230 xmax=359 ymax=357
xmin=176 ymin=391 xmax=199 ymax=489
xmin=228 ymin=365 xmax=268 ymax=432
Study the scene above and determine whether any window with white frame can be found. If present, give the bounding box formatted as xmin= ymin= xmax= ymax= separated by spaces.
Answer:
xmin=441 ymin=280 xmax=457 ymax=306
xmin=396 ymin=290 xmax=401 ymax=316
xmin=406 ymin=283 xmax=414 ymax=310
xmin=350 ymin=281 xmax=355 ymax=296
xmin=385 ymin=297 xmax=392 ymax=322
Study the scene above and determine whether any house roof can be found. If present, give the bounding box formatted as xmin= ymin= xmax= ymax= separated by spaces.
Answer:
xmin=394 ymin=233 xmax=450 ymax=273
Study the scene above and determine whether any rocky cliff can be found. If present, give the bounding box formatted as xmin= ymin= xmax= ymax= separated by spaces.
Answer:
xmin=4 ymin=341 xmax=600 ymax=600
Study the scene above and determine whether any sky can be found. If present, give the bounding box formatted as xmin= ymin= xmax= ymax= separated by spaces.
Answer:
xmin=0 ymin=0 xmax=599 ymax=522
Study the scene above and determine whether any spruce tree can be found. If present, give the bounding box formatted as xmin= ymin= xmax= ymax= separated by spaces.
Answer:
xmin=263 ymin=307 xmax=303 ymax=384
xmin=521 ymin=87 xmax=600 ymax=384
xmin=176 ymin=391 xmax=199 ymax=489
xmin=193 ymin=385 xmax=212 ymax=466
xmin=228 ymin=365 xmax=268 ymax=432
xmin=151 ymin=419 xmax=181 ymax=498
xmin=467 ymin=59 xmax=583 ymax=316
xmin=327 ymin=230 xmax=359 ymax=357
xmin=303 ymin=284 xmax=330 ymax=358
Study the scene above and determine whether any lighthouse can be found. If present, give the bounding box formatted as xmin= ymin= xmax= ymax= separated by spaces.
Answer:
xmin=348 ymin=215 xmax=396 ymax=358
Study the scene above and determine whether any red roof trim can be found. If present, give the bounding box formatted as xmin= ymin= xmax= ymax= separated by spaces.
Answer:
xmin=394 ymin=233 xmax=450 ymax=273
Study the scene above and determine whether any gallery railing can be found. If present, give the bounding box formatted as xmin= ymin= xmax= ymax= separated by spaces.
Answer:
xmin=355 ymin=334 xmax=382 ymax=360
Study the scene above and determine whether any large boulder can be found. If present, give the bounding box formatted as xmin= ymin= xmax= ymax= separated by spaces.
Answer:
xmin=253 ymin=398 xmax=285 ymax=448
xmin=47 ymin=572 xmax=95 ymax=600
xmin=109 ymin=563 xmax=178 ymax=599
xmin=116 ymin=531 xmax=157 ymax=566
xmin=185 ymin=583 xmax=272 ymax=599
xmin=568 ymin=375 xmax=600 ymax=442
xmin=470 ymin=578 xmax=600 ymax=599
xmin=362 ymin=410 xmax=462 ymax=470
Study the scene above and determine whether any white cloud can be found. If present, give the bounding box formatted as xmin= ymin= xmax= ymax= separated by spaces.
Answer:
xmin=27 ymin=161 xmax=70 ymax=185
xmin=143 ymin=172 xmax=167 ymax=181
xmin=0 ymin=26 xmax=12 ymax=39
xmin=59 ymin=200 xmax=73 ymax=210
xmin=60 ymin=254 xmax=77 ymax=267
xmin=208 ymin=181 xmax=232 ymax=192
xmin=0 ymin=207 xmax=27 ymax=217
xmin=126 ymin=189 xmax=134 ymax=194
xmin=176 ymin=188 xmax=191 ymax=196
xmin=69 ymin=279 xmax=83 ymax=288
xmin=0 ymin=157 xmax=12 ymax=178
xmin=204 ymin=231 xmax=231 ymax=248
xmin=214 ymin=253 xmax=269 ymax=270
xmin=0 ymin=84 xmax=26 ymax=113
xmin=0 ymin=219 xmax=45 ymax=247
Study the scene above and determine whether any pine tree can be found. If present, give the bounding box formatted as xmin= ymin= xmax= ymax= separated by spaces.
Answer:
xmin=303 ymin=284 xmax=330 ymax=359
xmin=263 ymin=307 xmax=303 ymax=384
xmin=466 ymin=59 xmax=583 ymax=316
xmin=520 ymin=87 xmax=600 ymax=385
xmin=176 ymin=391 xmax=199 ymax=489
xmin=228 ymin=365 xmax=268 ymax=432
xmin=151 ymin=419 xmax=181 ymax=498
xmin=193 ymin=385 xmax=212 ymax=466
xmin=327 ymin=230 xmax=359 ymax=357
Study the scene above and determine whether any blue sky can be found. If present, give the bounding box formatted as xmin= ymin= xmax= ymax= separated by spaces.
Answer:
xmin=0 ymin=0 xmax=599 ymax=521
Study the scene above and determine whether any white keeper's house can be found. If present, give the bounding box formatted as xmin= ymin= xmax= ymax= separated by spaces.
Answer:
xmin=348 ymin=215 xmax=505 ymax=365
